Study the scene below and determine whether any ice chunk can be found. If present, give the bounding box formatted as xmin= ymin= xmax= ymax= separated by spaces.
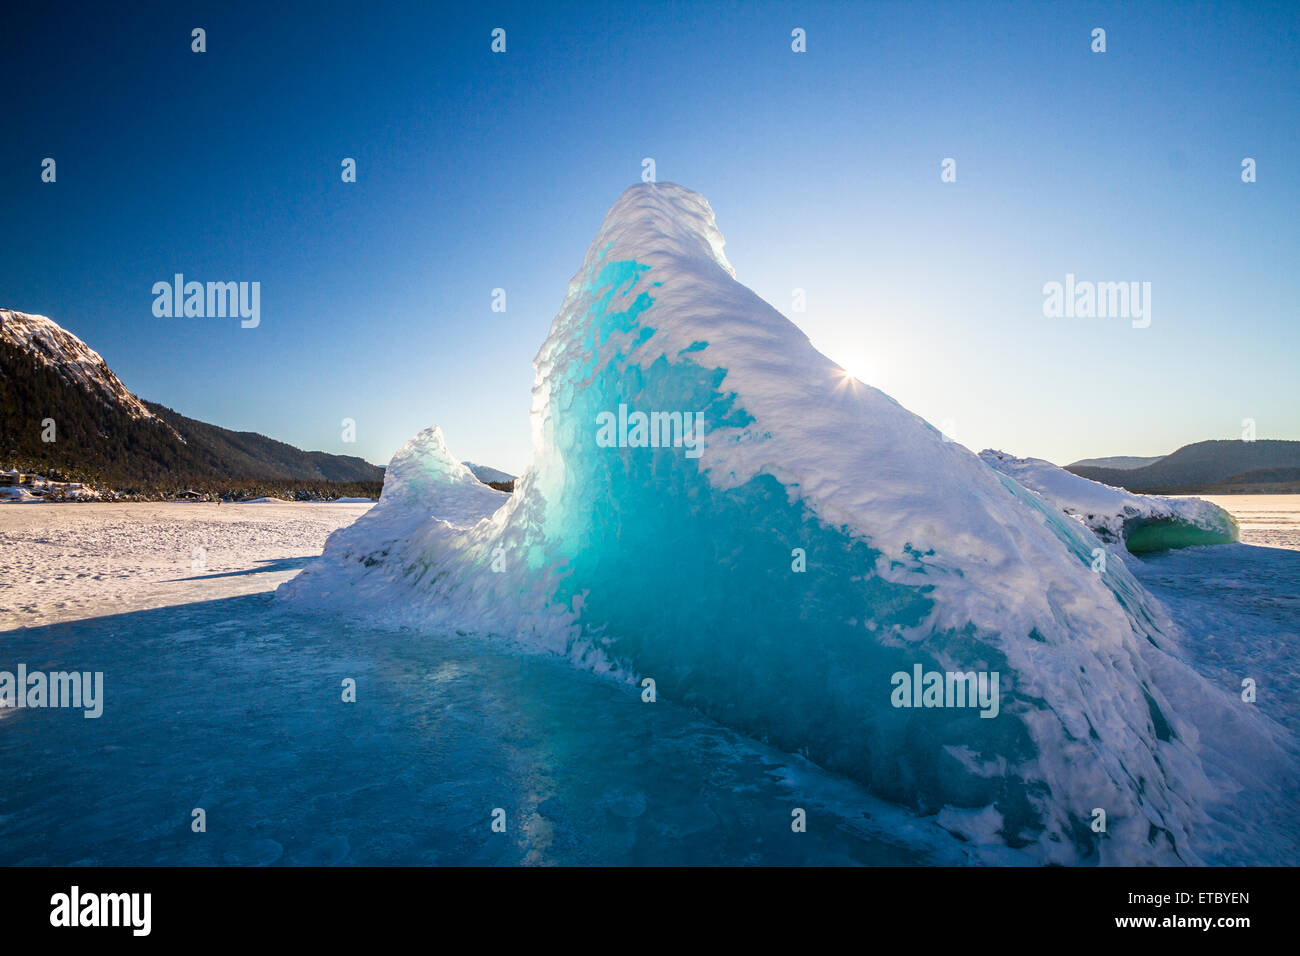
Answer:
xmin=979 ymin=450 xmax=1238 ymax=552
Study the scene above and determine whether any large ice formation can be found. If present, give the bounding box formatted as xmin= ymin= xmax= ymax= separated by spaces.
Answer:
xmin=280 ymin=183 xmax=1288 ymax=864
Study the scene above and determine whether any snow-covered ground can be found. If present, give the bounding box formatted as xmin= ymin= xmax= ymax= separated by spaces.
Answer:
xmin=5 ymin=497 xmax=1288 ymax=633
xmin=1130 ymin=542 xmax=1300 ymax=728
xmin=0 ymin=501 xmax=372 ymax=630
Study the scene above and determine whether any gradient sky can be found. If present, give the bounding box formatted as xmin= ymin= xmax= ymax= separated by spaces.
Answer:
xmin=4 ymin=0 xmax=1298 ymax=474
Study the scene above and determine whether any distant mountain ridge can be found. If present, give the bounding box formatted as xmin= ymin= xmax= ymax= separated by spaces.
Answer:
xmin=1 ymin=307 xmax=382 ymax=490
xmin=1066 ymin=439 xmax=1300 ymax=492
xmin=462 ymin=461 xmax=516 ymax=485
xmin=143 ymin=401 xmax=384 ymax=483
xmin=1067 ymin=455 xmax=1165 ymax=471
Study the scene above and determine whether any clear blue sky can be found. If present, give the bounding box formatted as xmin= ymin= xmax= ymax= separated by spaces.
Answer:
xmin=4 ymin=0 xmax=1297 ymax=473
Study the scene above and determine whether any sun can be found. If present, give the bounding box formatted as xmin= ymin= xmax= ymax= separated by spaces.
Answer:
xmin=832 ymin=354 xmax=874 ymax=388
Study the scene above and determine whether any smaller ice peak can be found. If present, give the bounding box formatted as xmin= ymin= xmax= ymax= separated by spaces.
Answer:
xmin=380 ymin=426 xmax=507 ymax=528
xmin=383 ymin=426 xmax=473 ymax=497
xmin=584 ymin=182 xmax=735 ymax=281
xmin=277 ymin=425 xmax=514 ymax=615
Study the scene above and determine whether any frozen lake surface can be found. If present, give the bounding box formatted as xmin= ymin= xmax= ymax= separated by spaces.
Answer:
xmin=1190 ymin=494 xmax=1300 ymax=551
xmin=1 ymin=500 xmax=1296 ymax=865
xmin=0 ymin=503 xmax=982 ymax=865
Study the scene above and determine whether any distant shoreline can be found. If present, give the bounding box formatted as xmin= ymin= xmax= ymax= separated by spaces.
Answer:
xmin=1119 ymin=485 xmax=1300 ymax=496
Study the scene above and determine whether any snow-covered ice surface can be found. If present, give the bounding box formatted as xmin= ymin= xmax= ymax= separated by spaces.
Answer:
xmin=0 ymin=506 xmax=997 ymax=866
xmin=280 ymin=183 xmax=1298 ymax=865
xmin=979 ymin=450 xmax=1238 ymax=551
xmin=1130 ymin=544 xmax=1300 ymax=727
xmin=1193 ymin=495 xmax=1300 ymax=551
xmin=1125 ymin=540 xmax=1300 ymax=865
xmin=0 ymin=502 xmax=371 ymax=629
xmin=0 ymin=490 xmax=1295 ymax=865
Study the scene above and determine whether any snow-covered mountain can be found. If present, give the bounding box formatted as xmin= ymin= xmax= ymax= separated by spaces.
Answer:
xmin=280 ymin=182 xmax=1293 ymax=865
xmin=461 ymin=461 xmax=515 ymax=485
xmin=1 ymin=306 xmax=382 ymax=487
xmin=1 ymin=308 xmax=174 ymax=432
